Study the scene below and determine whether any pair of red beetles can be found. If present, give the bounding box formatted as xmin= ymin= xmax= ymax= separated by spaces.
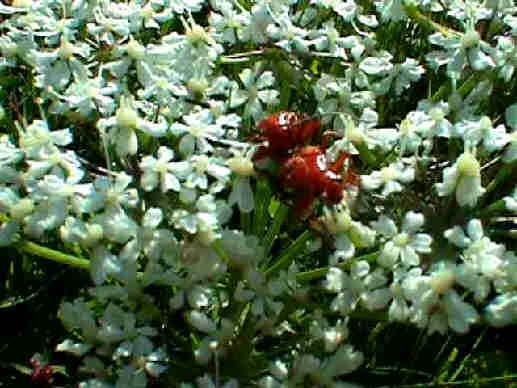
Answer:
xmin=252 ymin=112 xmax=359 ymax=212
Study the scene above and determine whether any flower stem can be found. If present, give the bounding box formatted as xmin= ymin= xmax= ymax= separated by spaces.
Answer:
xmin=264 ymin=230 xmax=313 ymax=277
xmin=15 ymin=240 xmax=90 ymax=270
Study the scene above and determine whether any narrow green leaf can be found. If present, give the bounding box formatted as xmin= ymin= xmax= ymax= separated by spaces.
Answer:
xmin=265 ymin=230 xmax=313 ymax=277
xmin=252 ymin=178 xmax=272 ymax=238
xmin=262 ymin=202 xmax=288 ymax=256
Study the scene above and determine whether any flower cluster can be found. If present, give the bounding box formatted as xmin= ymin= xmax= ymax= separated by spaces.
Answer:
xmin=2 ymin=0 xmax=517 ymax=387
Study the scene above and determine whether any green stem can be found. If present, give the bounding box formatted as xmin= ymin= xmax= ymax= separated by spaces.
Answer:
xmin=431 ymin=73 xmax=482 ymax=103
xmin=355 ymin=141 xmax=377 ymax=168
xmin=252 ymin=179 xmax=272 ymax=238
xmin=296 ymin=251 xmax=380 ymax=282
xmin=477 ymin=199 xmax=506 ymax=218
xmin=404 ymin=3 xmax=459 ymax=37
xmin=212 ymin=239 xmax=231 ymax=262
xmin=15 ymin=240 xmax=90 ymax=270
xmin=264 ymin=230 xmax=313 ymax=277
xmin=262 ymin=202 xmax=288 ymax=257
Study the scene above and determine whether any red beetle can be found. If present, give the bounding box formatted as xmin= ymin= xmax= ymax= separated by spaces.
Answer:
xmin=252 ymin=112 xmax=360 ymax=214
xmin=280 ymin=145 xmax=359 ymax=212
xmin=30 ymin=354 xmax=54 ymax=387
xmin=253 ymin=111 xmax=321 ymax=162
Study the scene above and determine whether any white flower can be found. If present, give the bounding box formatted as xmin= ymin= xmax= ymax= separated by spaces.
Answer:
xmin=99 ymin=95 xmax=168 ymax=157
xmin=227 ymin=149 xmax=255 ymax=213
xmin=284 ymin=345 xmax=364 ymax=386
xmin=405 ymin=264 xmax=479 ymax=334
xmin=188 ymin=310 xmax=217 ymax=334
xmin=371 ymin=212 xmax=432 ymax=268
xmin=267 ymin=10 xmax=311 ymax=53
xmin=60 ymin=216 xmax=103 ymax=247
xmin=361 ymin=159 xmax=415 ymax=196
xmin=387 ymin=268 xmax=412 ymax=322
xmin=209 ymin=1 xmax=251 ymax=44
xmin=416 ymin=100 xmax=454 ymax=139
xmin=313 ymin=72 xmax=376 ymax=131
xmin=484 ymin=292 xmax=517 ymax=327
xmin=0 ymin=187 xmax=33 ymax=246
xmin=240 ymin=3 xmax=274 ymax=44
xmin=455 ymin=116 xmax=510 ymax=153
xmin=435 ymin=150 xmax=485 ymax=207
xmin=86 ymin=4 xmax=130 ymax=46
xmin=19 ymin=119 xmax=72 ymax=159
xmin=89 ymin=172 xmax=139 ymax=213
xmin=321 ymin=205 xmax=376 ymax=264
xmin=239 ymin=268 xmax=285 ymax=319
xmin=170 ymin=110 xmax=225 ymax=156
xmin=90 ymin=245 xmax=122 ymax=285
xmin=170 ymin=194 xmax=221 ymax=245
xmin=230 ymin=62 xmax=279 ymax=121
xmin=161 ymin=13 xmax=223 ymax=79
xmin=62 ymin=72 xmax=118 ymax=117
xmin=113 ymin=335 xmax=168 ymax=378
xmin=376 ymin=0 xmax=407 ymax=22
xmin=396 ymin=113 xmax=425 ymax=156
xmin=0 ymin=134 xmax=22 ymax=167
xmin=56 ymin=339 xmax=92 ymax=357
xmin=493 ymin=251 xmax=517 ymax=293
xmin=24 ymin=149 xmax=84 ymax=184
xmin=218 ymin=229 xmax=264 ymax=270
xmin=139 ymin=146 xmax=192 ymax=193
xmin=29 ymin=36 xmax=91 ymax=93
xmin=309 ymin=314 xmax=349 ymax=353
xmin=445 ymin=219 xmax=505 ymax=301
xmin=59 ymin=299 xmax=99 ymax=343
xmin=426 ymin=26 xmax=495 ymax=79
xmin=186 ymin=154 xmax=231 ymax=190
xmin=311 ymin=20 xmax=360 ymax=60
xmin=22 ymin=174 xmax=93 ymax=238
xmin=325 ymin=262 xmax=390 ymax=314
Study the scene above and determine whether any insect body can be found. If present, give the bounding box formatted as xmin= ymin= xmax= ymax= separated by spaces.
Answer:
xmin=253 ymin=111 xmax=321 ymax=162
xmin=280 ymin=145 xmax=359 ymax=212
xmin=252 ymin=112 xmax=360 ymax=213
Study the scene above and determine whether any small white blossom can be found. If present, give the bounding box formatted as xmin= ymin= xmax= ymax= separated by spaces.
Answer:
xmin=139 ymin=146 xmax=192 ymax=193
xmin=321 ymin=205 xmax=376 ymax=264
xmin=18 ymin=119 xmax=72 ymax=159
xmin=445 ymin=219 xmax=505 ymax=301
xmin=186 ymin=154 xmax=231 ymax=191
xmin=325 ymin=262 xmax=390 ymax=314
xmin=230 ymin=62 xmax=279 ymax=121
xmin=98 ymin=95 xmax=168 ymax=157
xmin=227 ymin=149 xmax=255 ymax=213
xmin=405 ymin=264 xmax=479 ymax=334
xmin=455 ymin=116 xmax=510 ymax=153
xmin=361 ymin=159 xmax=415 ymax=196
xmin=371 ymin=212 xmax=432 ymax=268
xmin=170 ymin=110 xmax=225 ymax=156
xmin=435 ymin=149 xmax=485 ymax=207
xmin=484 ymin=292 xmax=517 ymax=327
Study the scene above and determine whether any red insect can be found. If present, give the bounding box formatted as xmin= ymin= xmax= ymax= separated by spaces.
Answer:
xmin=30 ymin=354 xmax=54 ymax=387
xmin=253 ymin=111 xmax=321 ymax=162
xmin=279 ymin=145 xmax=359 ymax=212
xmin=252 ymin=112 xmax=360 ymax=214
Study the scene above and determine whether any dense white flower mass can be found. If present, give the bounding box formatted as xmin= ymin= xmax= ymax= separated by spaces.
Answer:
xmin=1 ymin=0 xmax=517 ymax=386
